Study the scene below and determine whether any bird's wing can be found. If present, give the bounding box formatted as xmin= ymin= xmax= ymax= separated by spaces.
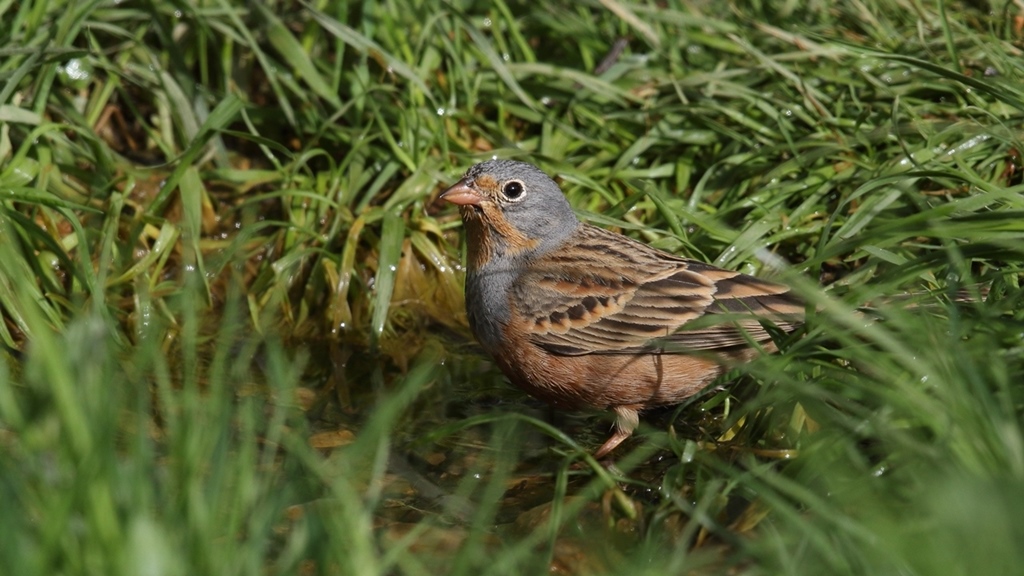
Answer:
xmin=659 ymin=260 xmax=803 ymax=350
xmin=513 ymin=225 xmax=803 ymax=356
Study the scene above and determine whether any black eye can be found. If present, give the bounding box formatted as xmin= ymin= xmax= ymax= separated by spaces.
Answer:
xmin=503 ymin=180 xmax=524 ymax=200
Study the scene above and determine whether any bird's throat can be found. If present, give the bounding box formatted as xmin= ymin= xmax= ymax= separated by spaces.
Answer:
xmin=460 ymin=204 xmax=540 ymax=273
xmin=461 ymin=209 xmax=495 ymax=272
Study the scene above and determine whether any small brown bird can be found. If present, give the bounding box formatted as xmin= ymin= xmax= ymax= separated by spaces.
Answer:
xmin=441 ymin=160 xmax=803 ymax=458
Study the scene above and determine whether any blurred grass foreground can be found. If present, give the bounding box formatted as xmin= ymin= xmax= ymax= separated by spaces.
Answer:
xmin=2 ymin=0 xmax=1024 ymax=574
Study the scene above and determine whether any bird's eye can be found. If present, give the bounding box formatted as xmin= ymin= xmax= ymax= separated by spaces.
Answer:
xmin=502 ymin=180 xmax=525 ymax=201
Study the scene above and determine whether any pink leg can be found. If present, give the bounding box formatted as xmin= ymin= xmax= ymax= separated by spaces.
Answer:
xmin=593 ymin=406 xmax=640 ymax=459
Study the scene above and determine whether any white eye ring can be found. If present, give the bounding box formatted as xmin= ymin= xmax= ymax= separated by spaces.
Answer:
xmin=502 ymin=180 xmax=526 ymax=201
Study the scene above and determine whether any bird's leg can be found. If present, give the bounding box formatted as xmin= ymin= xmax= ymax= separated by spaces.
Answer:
xmin=593 ymin=405 xmax=640 ymax=459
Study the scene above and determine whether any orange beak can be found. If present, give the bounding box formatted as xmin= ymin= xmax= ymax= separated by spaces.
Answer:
xmin=439 ymin=180 xmax=483 ymax=206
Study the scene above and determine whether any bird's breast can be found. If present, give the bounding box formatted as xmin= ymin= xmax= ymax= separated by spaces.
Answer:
xmin=465 ymin=267 xmax=516 ymax=354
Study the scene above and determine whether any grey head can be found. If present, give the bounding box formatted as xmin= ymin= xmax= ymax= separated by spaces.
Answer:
xmin=447 ymin=159 xmax=580 ymax=258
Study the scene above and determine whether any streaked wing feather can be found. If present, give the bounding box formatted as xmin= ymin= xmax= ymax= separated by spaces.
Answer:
xmin=513 ymin=224 xmax=804 ymax=356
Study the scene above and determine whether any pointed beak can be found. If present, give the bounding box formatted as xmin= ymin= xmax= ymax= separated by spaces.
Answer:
xmin=439 ymin=179 xmax=483 ymax=206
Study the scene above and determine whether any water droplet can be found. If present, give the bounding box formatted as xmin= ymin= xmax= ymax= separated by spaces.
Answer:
xmin=63 ymin=59 xmax=90 ymax=82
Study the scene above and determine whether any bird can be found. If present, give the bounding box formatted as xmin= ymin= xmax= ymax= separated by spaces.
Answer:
xmin=440 ymin=159 xmax=804 ymax=458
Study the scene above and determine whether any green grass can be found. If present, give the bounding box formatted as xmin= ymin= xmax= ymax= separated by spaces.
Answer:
xmin=2 ymin=0 xmax=1023 ymax=574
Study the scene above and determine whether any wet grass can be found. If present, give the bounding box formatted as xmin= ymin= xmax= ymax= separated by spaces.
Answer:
xmin=2 ymin=0 xmax=1024 ymax=573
